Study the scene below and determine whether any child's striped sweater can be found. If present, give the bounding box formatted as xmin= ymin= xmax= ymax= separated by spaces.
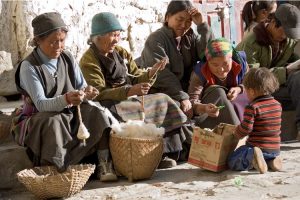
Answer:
xmin=235 ymin=95 xmax=282 ymax=153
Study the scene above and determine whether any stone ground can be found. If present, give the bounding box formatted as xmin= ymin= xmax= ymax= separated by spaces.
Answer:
xmin=0 ymin=142 xmax=300 ymax=200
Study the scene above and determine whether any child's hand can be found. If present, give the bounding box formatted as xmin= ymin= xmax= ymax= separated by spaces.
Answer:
xmin=227 ymin=87 xmax=241 ymax=101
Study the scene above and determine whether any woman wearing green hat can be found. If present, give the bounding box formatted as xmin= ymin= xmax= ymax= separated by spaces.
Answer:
xmin=80 ymin=12 xmax=188 ymax=171
xmin=12 ymin=12 xmax=115 ymax=180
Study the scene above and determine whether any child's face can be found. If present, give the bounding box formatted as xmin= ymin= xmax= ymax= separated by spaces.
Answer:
xmin=208 ymin=55 xmax=232 ymax=80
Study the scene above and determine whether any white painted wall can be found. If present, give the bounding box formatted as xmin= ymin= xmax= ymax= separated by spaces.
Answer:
xmin=0 ymin=0 xmax=171 ymax=96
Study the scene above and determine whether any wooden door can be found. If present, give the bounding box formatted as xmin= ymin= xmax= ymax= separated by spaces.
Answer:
xmin=194 ymin=0 xmax=248 ymax=46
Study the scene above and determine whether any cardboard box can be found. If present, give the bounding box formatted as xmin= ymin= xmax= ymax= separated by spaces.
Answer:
xmin=188 ymin=123 xmax=239 ymax=172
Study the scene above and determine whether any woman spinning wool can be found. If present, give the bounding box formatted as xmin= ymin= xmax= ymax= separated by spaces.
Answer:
xmin=12 ymin=12 xmax=115 ymax=181
xmin=80 ymin=12 xmax=188 ymax=170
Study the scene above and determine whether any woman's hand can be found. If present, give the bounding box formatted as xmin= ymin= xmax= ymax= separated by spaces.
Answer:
xmin=148 ymin=57 xmax=169 ymax=78
xmin=188 ymin=7 xmax=203 ymax=26
xmin=227 ymin=87 xmax=241 ymax=101
xmin=84 ymin=85 xmax=99 ymax=100
xmin=181 ymin=99 xmax=193 ymax=119
xmin=127 ymin=82 xmax=151 ymax=97
xmin=194 ymin=103 xmax=220 ymax=117
xmin=65 ymin=90 xmax=85 ymax=106
xmin=204 ymin=103 xmax=219 ymax=117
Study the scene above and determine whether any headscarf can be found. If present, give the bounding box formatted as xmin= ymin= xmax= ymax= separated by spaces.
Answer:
xmin=205 ymin=38 xmax=233 ymax=60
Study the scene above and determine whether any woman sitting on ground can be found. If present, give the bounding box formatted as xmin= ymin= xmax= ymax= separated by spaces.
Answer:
xmin=12 ymin=12 xmax=116 ymax=181
xmin=188 ymin=38 xmax=249 ymax=129
xmin=79 ymin=12 xmax=188 ymax=170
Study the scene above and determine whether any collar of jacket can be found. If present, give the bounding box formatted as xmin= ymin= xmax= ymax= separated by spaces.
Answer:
xmin=90 ymin=43 xmax=128 ymax=87
xmin=201 ymin=60 xmax=242 ymax=86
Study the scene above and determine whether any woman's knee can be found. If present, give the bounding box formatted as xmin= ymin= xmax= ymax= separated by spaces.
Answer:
xmin=202 ymin=87 xmax=228 ymax=103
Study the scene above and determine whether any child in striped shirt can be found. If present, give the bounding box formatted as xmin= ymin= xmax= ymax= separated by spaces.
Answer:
xmin=228 ymin=67 xmax=282 ymax=174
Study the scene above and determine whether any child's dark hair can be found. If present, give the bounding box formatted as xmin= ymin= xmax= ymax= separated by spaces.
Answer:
xmin=243 ymin=67 xmax=279 ymax=94
xmin=164 ymin=0 xmax=193 ymax=26
xmin=242 ymin=0 xmax=276 ymax=31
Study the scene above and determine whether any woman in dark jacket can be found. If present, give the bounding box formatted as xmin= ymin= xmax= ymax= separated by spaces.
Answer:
xmin=139 ymin=0 xmax=213 ymax=118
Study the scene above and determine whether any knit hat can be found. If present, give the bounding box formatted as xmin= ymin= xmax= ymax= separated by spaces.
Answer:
xmin=205 ymin=38 xmax=233 ymax=60
xmin=32 ymin=12 xmax=67 ymax=36
xmin=275 ymin=3 xmax=300 ymax=39
xmin=91 ymin=12 xmax=123 ymax=36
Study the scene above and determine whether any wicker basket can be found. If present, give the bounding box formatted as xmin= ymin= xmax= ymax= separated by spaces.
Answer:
xmin=17 ymin=164 xmax=95 ymax=199
xmin=109 ymin=133 xmax=163 ymax=182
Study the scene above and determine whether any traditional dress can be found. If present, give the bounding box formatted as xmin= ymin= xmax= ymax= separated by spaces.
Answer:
xmin=80 ymin=44 xmax=188 ymax=153
xmin=12 ymin=48 xmax=112 ymax=172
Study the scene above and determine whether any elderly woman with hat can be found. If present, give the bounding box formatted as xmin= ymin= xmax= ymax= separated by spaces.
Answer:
xmin=12 ymin=12 xmax=117 ymax=181
xmin=80 ymin=12 xmax=188 ymax=169
xmin=188 ymin=38 xmax=249 ymax=128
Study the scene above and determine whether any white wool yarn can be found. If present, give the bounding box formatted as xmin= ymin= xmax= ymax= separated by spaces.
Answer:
xmin=88 ymin=100 xmax=120 ymax=126
xmin=111 ymin=120 xmax=164 ymax=139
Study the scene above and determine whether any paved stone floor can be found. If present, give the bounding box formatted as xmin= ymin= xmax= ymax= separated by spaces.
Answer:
xmin=1 ymin=142 xmax=300 ymax=200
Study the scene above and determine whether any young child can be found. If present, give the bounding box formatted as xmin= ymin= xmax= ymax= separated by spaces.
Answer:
xmin=228 ymin=67 xmax=282 ymax=173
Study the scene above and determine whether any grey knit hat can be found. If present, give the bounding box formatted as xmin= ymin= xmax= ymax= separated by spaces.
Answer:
xmin=32 ymin=12 xmax=67 ymax=36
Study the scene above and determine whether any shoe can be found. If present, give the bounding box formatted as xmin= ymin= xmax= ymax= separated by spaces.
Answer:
xmin=157 ymin=157 xmax=177 ymax=169
xmin=97 ymin=160 xmax=118 ymax=182
xmin=252 ymin=147 xmax=268 ymax=174
xmin=267 ymin=157 xmax=282 ymax=171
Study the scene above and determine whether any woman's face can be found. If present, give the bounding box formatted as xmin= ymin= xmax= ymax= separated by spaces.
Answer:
xmin=166 ymin=10 xmax=192 ymax=37
xmin=208 ymin=55 xmax=232 ymax=79
xmin=95 ymin=31 xmax=121 ymax=55
xmin=38 ymin=30 xmax=66 ymax=59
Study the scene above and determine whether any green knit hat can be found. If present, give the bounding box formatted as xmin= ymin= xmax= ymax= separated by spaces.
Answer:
xmin=91 ymin=12 xmax=123 ymax=36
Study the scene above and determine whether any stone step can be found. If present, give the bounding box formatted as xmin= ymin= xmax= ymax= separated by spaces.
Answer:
xmin=0 ymin=100 xmax=22 ymax=113
xmin=0 ymin=143 xmax=33 ymax=189
xmin=281 ymin=111 xmax=298 ymax=141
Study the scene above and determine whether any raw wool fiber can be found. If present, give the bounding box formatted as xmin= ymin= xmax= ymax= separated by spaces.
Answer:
xmin=111 ymin=120 xmax=164 ymax=139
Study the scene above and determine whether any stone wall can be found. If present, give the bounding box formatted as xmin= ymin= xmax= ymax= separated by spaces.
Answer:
xmin=0 ymin=0 xmax=171 ymax=97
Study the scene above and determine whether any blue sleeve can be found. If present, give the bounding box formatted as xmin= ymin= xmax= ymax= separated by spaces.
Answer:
xmin=19 ymin=61 xmax=68 ymax=112
xmin=72 ymin=57 xmax=87 ymax=89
